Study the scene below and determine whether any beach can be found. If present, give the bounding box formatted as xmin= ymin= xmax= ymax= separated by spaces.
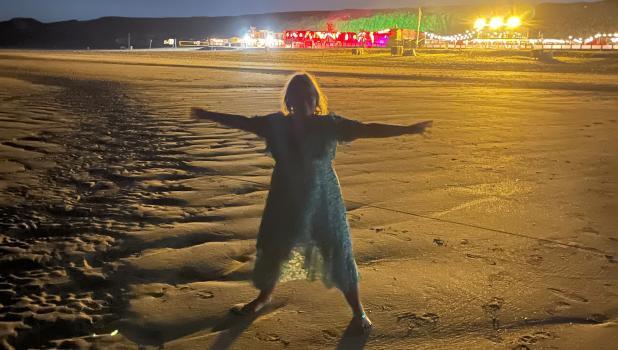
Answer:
xmin=0 ymin=49 xmax=616 ymax=349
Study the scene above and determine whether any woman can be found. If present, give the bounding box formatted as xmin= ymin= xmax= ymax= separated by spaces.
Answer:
xmin=191 ymin=72 xmax=432 ymax=333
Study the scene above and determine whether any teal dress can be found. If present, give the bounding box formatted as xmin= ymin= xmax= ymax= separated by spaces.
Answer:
xmin=249 ymin=112 xmax=363 ymax=292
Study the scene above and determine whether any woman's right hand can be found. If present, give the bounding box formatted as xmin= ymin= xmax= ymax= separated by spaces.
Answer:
xmin=190 ymin=107 xmax=207 ymax=119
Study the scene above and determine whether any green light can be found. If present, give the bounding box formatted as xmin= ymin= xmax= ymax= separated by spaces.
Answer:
xmin=316 ymin=11 xmax=450 ymax=33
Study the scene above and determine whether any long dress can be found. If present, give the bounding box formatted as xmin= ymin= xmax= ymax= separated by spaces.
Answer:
xmin=247 ymin=112 xmax=365 ymax=293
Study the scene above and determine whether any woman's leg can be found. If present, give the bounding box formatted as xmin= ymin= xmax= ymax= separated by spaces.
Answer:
xmin=242 ymin=245 xmax=291 ymax=314
xmin=313 ymin=227 xmax=373 ymax=332
xmin=343 ymin=283 xmax=373 ymax=332
xmin=240 ymin=285 xmax=275 ymax=313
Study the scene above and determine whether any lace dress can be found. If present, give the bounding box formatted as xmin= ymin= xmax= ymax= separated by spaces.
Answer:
xmin=248 ymin=112 xmax=364 ymax=293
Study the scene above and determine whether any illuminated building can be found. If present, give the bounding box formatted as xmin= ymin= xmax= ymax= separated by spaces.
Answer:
xmin=282 ymin=28 xmax=418 ymax=48
xmin=283 ymin=30 xmax=357 ymax=48
xmin=242 ymin=27 xmax=284 ymax=48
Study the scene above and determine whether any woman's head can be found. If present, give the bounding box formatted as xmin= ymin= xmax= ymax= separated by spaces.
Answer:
xmin=281 ymin=72 xmax=328 ymax=117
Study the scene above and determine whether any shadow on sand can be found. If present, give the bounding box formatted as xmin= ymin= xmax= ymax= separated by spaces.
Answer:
xmin=210 ymin=312 xmax=370 ymax=350
xmin=208 ymin=312 xmax=262 ymax=350
xmin=118 ymin=310 xmax=260 ymax=349
xmin=335 ymin=317 xmax=370 ymax=350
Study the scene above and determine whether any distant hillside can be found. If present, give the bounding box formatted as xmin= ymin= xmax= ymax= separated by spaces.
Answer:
xmin=535 ymin=0 xmax=618 ymax=37
xmin=0 ymin=1 xmax=616 ymax=49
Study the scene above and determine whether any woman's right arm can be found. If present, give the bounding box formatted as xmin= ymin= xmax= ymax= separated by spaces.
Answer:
xmin=190 ymin=107 xmax=271 ymax=137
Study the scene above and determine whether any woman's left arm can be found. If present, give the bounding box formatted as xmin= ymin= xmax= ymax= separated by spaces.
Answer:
xmin=336 ymin=116 xmax=432 ymax=142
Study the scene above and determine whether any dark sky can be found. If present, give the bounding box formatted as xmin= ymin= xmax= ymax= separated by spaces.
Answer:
xmin=1 ymin=0 xmax=594 ymax=23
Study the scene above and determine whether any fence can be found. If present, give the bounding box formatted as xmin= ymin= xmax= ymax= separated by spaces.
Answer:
xmin=423 ymin=43 xmax=618 ymax=50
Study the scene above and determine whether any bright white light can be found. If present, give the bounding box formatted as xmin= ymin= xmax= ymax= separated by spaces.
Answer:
xmin=506 ymin=16 xmax=521 ymax=28
xmin=265 ymin=34 xmax=274 ymax=47
xmin=489 ymin=17 xmax=504 ymax=30
xmin=474 ymin=18 xmax=487 ymax=30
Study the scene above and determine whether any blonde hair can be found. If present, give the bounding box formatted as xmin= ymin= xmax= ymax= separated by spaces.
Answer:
xmin=281 ymin=72 xmax=329 ymax=116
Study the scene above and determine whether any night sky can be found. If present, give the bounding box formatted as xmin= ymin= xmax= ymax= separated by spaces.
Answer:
xmin=1 ymin=0 xmax=595 ymax=23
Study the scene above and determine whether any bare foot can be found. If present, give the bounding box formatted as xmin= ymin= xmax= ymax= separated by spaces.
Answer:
xmin=354 ymin=312 xmax=373 ymax=334
xmin=231 ymin=296 xmax=272 ymax=315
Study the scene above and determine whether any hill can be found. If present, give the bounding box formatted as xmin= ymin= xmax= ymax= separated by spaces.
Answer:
xmin=0 ymin=1 xmax=616 ymax=49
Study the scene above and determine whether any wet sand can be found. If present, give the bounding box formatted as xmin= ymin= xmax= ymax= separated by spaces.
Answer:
xmin=0 ymin=49 xmax=616 ymax=349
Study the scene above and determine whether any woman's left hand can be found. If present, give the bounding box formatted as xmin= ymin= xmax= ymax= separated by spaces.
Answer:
xmin=408 ymin=120 xmax=433 ymax=135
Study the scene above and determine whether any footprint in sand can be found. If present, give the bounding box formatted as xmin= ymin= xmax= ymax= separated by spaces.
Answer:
xmin=146 ymin=290 xmax=166 ymax=298
xmin=546 ymin=300 xmax=571 ymax=315
xmin=466 ymin=253 xmax=496 ymax=265
xmin=525 ymin=254 xmax=543 ymax=266
xmin=517 ymin=331 xmax=554 ymax=347
xmin=395 ymin=312 xmax=439 ymax=334
xmin=578 ymin=226 xmax=599 ymax=235
xmin=255 ymin=332 xmax=289 ymax=346
xmin=482 ymin=297 xmax=504 ymax=330
xmin=548 ymin=288 xmax=588 ymax=303
xmin=488 ymin=271 xmax=509 ymax=283
xmin=322 ymin=329 xmax=339 ymax=340
xmin=197 ymin=291 xmax=214 ymax=299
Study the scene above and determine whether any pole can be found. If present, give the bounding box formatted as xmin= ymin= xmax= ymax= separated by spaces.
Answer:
xmin=416 ymin=7 xmax=422 ymax=48
xmin=128 ymin=33 xmax=131 ymax=49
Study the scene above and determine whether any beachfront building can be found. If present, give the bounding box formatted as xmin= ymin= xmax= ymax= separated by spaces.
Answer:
xmin=243 ymin=27 xmax=284 ymax=48
xmin=282 ymin=28 xmax=419 ymax=48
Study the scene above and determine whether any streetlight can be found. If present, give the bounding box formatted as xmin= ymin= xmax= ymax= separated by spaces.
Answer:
xmin=506 ymin=16 xmax=521 ymax=29
xmin=474 ymin=18 xmax=487 ymax=31
xmin=489 ymin=17 xmax=504 ymax=30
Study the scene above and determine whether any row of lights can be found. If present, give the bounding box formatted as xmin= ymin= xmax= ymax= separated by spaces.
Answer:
xmin=474 ymin=16 xmax=522 ymax=31
xmin=426 ymin=31 xmax=477 ymax=42
xmin=571 ymin=32 xmax=618 ymax=44
xmin=427 ymin=31 xmax=618 ymax=45
xmin=536 ymin=33 xmax=618 ymax=45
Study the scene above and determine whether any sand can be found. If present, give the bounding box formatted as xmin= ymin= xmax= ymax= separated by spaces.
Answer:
xmin=0 ymin=48 xmax=616 ymax=349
